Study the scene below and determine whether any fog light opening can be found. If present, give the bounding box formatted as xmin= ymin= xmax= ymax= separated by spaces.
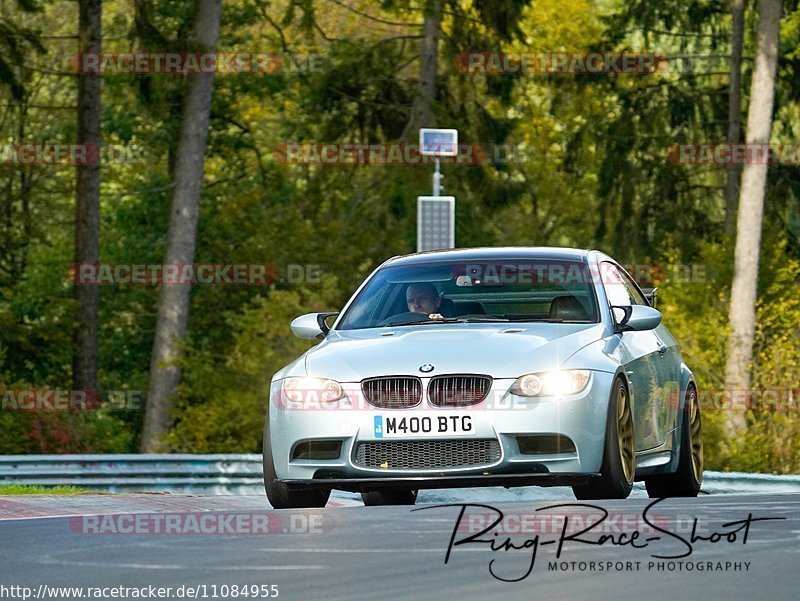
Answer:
xmin=516 ymin=434 xmax=576 ymax=455
xmin=291 ymin=440 xmax=343 ymax=460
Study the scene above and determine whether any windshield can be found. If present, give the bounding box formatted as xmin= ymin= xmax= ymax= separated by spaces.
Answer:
xmin=337 ymin=258 xmax=600 ymax=330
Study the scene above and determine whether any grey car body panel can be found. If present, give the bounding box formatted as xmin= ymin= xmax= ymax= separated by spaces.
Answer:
xmin=304 ymin=323 xmax=607 ymax=382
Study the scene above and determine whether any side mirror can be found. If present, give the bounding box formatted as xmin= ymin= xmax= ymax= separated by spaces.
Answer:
xmin=612 ymin=305 xmax=662 ymax=333
xmin=290 ymin=312 xmax=339 ymax=339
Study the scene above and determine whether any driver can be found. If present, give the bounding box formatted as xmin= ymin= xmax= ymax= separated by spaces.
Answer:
xmin=406 ymin=283 xmax=442 ymax=316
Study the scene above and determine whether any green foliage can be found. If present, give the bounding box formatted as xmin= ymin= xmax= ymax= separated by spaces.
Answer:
xmin=0 ymin=406 xmax=134 ymax=454
xmin=0 ymin=0 xmax=46 ymax=100
xmin=658 ymin=235 xmax=800 ymax=473
xmin=0 ymin=0 xmax=797 ymax=474
xmin=0 ymin=484 xmax=86 ymax=495
xmin=166 ymin=278 xmax=341 ymax=452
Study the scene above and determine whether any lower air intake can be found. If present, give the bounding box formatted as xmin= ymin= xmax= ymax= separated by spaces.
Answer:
xmin=354 ymin=439 xmax=501 ymax=470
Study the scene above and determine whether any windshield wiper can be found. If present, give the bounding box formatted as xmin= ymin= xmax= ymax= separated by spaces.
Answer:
xmin=457 ymin=317 xmax=510 ymax=322
xmin=383 ymin=317 xmax=509 ymax=327
xmin=382 ymin=319 xmax=448 ymax=327
xmin=506 ymin=318 xmax=594 ymax=323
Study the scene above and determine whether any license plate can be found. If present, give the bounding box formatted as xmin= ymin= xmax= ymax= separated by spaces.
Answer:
xmin=374 ymin=413 xmax=474 ymax=438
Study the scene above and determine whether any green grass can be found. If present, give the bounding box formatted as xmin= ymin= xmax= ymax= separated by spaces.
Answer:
xmin=0 ymin=484 xmax=87 ymax=495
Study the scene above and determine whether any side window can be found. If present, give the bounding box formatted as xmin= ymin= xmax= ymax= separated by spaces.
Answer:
xmin=602 ymin=262 xmax=647 ymax=306
xmin=620 ymin=271 xmax=648 ymax=306
xmin=601 ymin=262 xmax=632 ymax=306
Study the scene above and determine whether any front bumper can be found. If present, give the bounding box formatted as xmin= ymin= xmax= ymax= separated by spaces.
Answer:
xmin=280 ymin=472 xmax=601 ymax=493
xmin=268 ymin=370 xmax=614 ymax=487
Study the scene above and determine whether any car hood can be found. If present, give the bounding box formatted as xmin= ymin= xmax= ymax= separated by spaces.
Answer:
xmin=301 ymin=323 xmax=606 ymax=381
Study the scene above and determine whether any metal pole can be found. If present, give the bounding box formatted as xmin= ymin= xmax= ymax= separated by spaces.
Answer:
xmin=433 ymin=156 xmax=442 ymax=196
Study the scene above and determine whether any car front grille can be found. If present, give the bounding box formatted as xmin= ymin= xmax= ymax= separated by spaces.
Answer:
xmin=428 ymin=375 xmax=492 ymax=407
xmin=354 ymin=439 xmax=501 ymax=470
xmin=362 ymin=377 xmax=422 ymax=409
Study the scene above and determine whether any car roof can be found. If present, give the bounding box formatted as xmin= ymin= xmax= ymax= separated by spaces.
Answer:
xmin=383 ymin=246 xmax=594 ymax=267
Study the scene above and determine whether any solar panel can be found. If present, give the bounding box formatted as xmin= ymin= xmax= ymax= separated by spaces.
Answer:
xmin=417 ymin=196 xmax=455 ymax=252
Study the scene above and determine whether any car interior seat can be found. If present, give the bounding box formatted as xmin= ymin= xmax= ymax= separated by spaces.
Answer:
xmin=451 ymin=301 xmax=485 ymax=316
xmin=549 ymin=295 xmax=590 ymax=321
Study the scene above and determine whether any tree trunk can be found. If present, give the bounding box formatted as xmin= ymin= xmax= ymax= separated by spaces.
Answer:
xmin=73 ymin=0 xmax=101 ymax=394
xmin=402 ymin=0 xmax=443 ymax=140
xmin=723 ymin=0 xmax=782 ymax=438
xmin=140 ymin=0 xmax=221 ymax=452
xmin=724 ymin=0 xmax=746 ymax=235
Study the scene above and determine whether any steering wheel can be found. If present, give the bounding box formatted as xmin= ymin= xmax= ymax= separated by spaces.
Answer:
xmin=378 ymin=311 xmax=428 ymax=326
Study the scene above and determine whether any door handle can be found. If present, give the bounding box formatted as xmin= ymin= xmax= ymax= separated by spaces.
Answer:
xmin=657 ymin=343 xmax=667 ymax=355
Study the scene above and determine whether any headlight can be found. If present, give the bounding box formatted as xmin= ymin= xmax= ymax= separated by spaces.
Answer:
xmin=510 ymin=370 xmax=591 ymax=397
xmin=283 ymin=377 xmax=345 ymax=403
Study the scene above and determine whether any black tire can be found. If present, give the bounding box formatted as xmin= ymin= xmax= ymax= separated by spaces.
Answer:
xmin=361 ymin=489 xmax=418 ymax=506
xmin=645 ymin=385 xmax=703 ymax=498
xmin=263 ymin=419 xmax=330 ymax=509
xmin=573 ymin=377 xmax=635 ymax=500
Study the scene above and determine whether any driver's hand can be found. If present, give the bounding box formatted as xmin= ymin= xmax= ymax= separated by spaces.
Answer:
xmin=428 ymin=313 xmax=444 ymax=320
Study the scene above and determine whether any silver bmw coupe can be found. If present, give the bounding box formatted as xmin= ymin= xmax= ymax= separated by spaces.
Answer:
xmin=263 ymin=247 xmax=703 ymax=507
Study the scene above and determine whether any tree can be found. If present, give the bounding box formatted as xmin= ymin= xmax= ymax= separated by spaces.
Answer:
xmin=594 ymin=0 xmax=734 ymax=260
xmin=140 ymin=0 xmax=222 ymax=452
xmin=723 ymin=0 xmax=783 ymax=436
xmin=0 ymin=0 xmax=46 ymax=101
xmin=401 ymin=0 xmax=443 ymax=139
xmin=724 ymin=0 xmax=746 ymax=234
xmin=73 ymin=0 xmax=102 ymax=394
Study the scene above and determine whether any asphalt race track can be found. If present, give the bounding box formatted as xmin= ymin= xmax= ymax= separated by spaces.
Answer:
xmin=1 ymin=492 xmax=798 ymax=601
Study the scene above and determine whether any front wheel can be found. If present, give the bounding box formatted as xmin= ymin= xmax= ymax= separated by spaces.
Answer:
xmin=645 ymin=385 xmax=703 ymax=498
xmin=263 ymin=419 xmax=330 ymax=509
xmin=573 ymin=377 xmax=635 ymax=500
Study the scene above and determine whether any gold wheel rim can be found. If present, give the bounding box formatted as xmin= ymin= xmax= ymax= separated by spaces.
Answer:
xmin=617 ymin=386 xmax=635 ymax=484
xmin=688 ymin=388 xmax=703 ymax=484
